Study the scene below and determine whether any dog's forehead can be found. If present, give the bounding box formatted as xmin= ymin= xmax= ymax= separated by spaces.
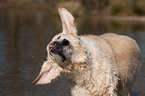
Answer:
xmin=53 ymin=34 xmax=75 ymax=41
xmin=51 ymin=33 xmax=79 ymax=45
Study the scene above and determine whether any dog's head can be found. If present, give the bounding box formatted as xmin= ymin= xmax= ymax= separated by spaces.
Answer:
xmin=32 ymin=8 xmax=87 ymax=85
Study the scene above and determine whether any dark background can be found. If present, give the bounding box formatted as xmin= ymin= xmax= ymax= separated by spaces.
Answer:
xmin=0 ymin=0 xmax=145 ymax=96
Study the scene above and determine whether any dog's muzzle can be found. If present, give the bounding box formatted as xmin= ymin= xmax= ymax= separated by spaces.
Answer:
xmin=49 ymin=41 xmax=63 ymax=53
xmin=48 ymin=40 xmax=70 ymax=62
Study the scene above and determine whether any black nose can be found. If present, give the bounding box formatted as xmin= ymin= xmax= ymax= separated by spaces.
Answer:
xmin=62 ymin=39 xmax=70 ymax=46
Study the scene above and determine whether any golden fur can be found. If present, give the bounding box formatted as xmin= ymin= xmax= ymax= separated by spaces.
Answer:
xmin=32 ymin=8 xmax=141 ymax=96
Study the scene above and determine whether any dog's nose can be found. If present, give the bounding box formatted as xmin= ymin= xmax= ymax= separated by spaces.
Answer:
xmin=49 ymin=41 xmax=55 ymax=47
xmin=49 ymin=41 xmax=61 ymax=52
xmin=62 ymin=39 xmax=70 ymax=46
xmin=49 ymin=41 xmax=56 ymax=52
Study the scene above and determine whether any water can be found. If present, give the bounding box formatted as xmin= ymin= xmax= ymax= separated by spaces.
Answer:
xmin=0 ymin=9 xmax=145 ymax=96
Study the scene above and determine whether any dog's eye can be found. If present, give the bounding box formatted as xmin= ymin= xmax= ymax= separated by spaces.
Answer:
xmin=62 ymin=39 xmax=70 ymax=46
xmin=57 ymin=36 xmax=61 ymax=39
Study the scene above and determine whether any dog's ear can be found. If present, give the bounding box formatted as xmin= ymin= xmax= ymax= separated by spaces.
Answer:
xmin=58 ymin=8 xmax=77 ymax=36
xmin=32 ymin=60 xmax=63 ymax=85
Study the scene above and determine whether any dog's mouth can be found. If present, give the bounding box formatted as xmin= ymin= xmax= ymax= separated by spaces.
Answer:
xmin=49 ymin=52 xmax=66 ymax=62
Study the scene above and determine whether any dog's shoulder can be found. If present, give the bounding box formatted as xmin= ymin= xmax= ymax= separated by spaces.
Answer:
xmin=100 ymin=33 xmax=141 ymax=81
xmin=100 ymin=33 xmax=140 ymax=57
xmin=79 ymin=34 xmax=118 ymax=66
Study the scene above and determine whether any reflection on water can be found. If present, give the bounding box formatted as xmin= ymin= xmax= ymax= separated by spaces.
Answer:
xmin=0 ymin=9 xmax=145 ymax=96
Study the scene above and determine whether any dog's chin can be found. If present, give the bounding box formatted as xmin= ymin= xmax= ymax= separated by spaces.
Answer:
xmin=49 ymin=52 xmax=70 ymax=69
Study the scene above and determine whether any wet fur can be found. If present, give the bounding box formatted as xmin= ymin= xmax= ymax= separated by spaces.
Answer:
xmin=33 ymin=8 xmax=141 ymax=96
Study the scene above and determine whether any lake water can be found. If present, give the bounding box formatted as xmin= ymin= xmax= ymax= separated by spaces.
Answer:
xmin=0 ymin=9 xmax=145 ymax=96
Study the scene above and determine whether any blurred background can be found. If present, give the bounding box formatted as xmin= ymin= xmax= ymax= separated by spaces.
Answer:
xmin=0 ymin=0 xmax=145 ymax=96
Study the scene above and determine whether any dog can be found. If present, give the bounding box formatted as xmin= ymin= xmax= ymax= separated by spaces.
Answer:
xmin=32 ymin=8 xmax=141 ymax=96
